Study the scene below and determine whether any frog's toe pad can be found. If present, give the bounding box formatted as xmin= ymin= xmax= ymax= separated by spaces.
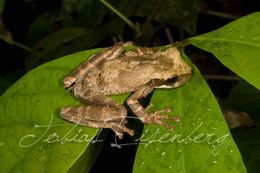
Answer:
xmin=149 ymin=112 xmax=180 ymax=131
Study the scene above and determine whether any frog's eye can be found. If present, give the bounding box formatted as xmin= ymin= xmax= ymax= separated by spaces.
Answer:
xmin=166 ymin=76 xmax=178 ymax=84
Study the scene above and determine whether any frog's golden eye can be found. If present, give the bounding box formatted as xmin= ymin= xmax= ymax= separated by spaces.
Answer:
xmin=166 ymin=76 xmax=178 ymax=84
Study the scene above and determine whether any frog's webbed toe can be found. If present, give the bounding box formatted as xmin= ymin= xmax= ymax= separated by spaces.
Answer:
xmin=148 ymin=108 xmax=180 ymax=131
xmin=108 ymin=122 xmax=135 ymax=139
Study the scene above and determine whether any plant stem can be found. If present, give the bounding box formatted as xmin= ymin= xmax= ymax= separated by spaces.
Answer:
xmin=0 ymin=34 xmax=32 ymax=51
xmin=203 ymin=75 xmax=240 ymax=81
xmin=199 ymin=9 xmax=239 ymax=20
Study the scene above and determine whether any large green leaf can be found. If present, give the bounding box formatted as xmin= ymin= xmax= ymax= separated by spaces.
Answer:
xmin=0 ymin=47 xmax=246 ymax=172
xmin=0 ymin=49 xmax=105 ymax=172
xmin=188 ymin=12 xmax=260 ymax=89
xmin=133 ymin=51 xmax=247 ymax=172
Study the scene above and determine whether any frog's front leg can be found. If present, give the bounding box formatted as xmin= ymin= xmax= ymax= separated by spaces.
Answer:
xmin=63 ymin=42 xmax=132 ymax=88
xmin=127 ymin=82 xmax=179 ymax=130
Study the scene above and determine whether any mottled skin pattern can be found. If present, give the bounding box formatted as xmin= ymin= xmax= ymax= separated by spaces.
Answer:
xmin=60 ymin=42 xmax=192 ymax=139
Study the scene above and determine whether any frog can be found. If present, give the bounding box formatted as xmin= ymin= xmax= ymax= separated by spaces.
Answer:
xmin=60 ymin=42 xmax=192 ymax=139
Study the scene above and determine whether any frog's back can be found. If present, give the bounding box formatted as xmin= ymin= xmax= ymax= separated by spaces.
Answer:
xmin=82 ymin=56 xmax=170 ymax=95
xmin=80 ymin=46 xmax=191 ymax=95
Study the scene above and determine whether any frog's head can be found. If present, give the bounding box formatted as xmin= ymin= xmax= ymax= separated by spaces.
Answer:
xmin=154 ymin=47 xmax=192 ymax=89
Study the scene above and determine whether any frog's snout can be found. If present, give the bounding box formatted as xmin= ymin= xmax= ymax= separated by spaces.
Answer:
xmin=63 ymin=76 xmax=77 ymax=88
xmin=60 ymin=107 xmax=74 ymax=119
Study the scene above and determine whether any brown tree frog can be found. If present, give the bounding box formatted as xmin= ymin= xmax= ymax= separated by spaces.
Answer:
xmin=60 ymin=42 xmax=192 ymax=139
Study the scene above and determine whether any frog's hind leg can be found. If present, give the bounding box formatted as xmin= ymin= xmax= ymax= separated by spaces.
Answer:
xmin=60 ymin=105 xmax=134 ymax=138
xmin=63 ymin=42 xmax=129 ymax=88
xmin=122 ymin=47 xmax=156 ymax=58
xmin=61 ymin=89 xmax=135 ymax=137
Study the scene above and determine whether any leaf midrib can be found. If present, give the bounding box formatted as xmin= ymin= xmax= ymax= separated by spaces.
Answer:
xmin=190 ymin=37 xmax=260 ymax=48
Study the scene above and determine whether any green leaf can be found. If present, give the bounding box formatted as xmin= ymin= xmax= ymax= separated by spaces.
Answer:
xmin=224 ymin=80 xmax=260 ymax=112
xmin=0 ymin=0 xmax=4 ymax=14
xmin=223 ymin=80 xmax=260 ymax=173
xmin=25 ymin=11 xmax=58 ymax=47
xmin=188 ymin=12 xmax=260 ymax=89
xmin=26 ymin=27 xmax=87 ymax=68
xmin=133 ymin=51 xmax=247 ymax=172
xmin=0 ymin=49 xmax=106 ymax=172
xmin=25 ymin=27 xmax=106 ymax=70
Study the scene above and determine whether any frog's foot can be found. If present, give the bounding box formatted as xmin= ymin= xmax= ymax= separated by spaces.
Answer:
xmin=109 ymin=122 xmax=135 ymax=139
xmin=147 ymin=108 xmax=180 ymax=131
